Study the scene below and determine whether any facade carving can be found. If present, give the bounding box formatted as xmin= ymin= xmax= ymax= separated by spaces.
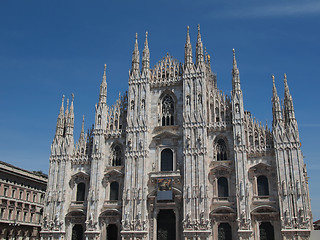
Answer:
xmin=41 ymin=26 xmax=312 ymax=240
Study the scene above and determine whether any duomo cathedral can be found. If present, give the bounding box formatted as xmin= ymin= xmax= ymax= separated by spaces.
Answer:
xmin=41 ymin=26 xmax=313 ymax=240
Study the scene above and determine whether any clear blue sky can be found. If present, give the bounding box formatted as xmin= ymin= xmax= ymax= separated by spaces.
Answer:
xmin=0 ymin=0 xmax=319 ymax=219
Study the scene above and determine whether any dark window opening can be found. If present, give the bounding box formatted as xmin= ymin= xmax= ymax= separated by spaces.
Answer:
xmin=76 ymin=183 xmax=86 ymax=202
xmin=161 ymin=148 xmax=173 ymax=171
xmin=218 ymin=177 xmax=229 ymax=198
xmin=110 ymin=182 xmax=119 ymax=201
xmin=112 ymin=145 xmax=122 ymax=166
xmin=257 ymin=175 xmax=269 ymax=196
xmin=107 ymin=224 xmax=118 ymax=240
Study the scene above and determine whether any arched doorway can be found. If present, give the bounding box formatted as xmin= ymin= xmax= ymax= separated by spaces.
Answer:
xmin=157 ymin=209 xmax=175 ymax=240
xmin=72 ymin=224 xmax=84 ymax=240
xmin=107 ymin=224 xmax=118 ymax=240
xmin=218 ymin=223 xmax=232 ymax=240
xmin=259 ymin=222 xmax=274 ymax=240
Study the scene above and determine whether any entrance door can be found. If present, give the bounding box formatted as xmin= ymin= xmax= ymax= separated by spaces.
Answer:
xmin=107 ymin=224 xmax=118 ymax=240
xmin=157 ymin=209 xmax=176 ymax=240
xmin=259 ymin=222 xmax=274 ymax=240
xmin=72 ymin=224 xmax=84 ymax=240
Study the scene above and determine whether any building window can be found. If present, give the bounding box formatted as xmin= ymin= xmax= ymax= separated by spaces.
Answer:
xmin=259 ymin=222 xmax=274 ymax=240
xmin=72 ymin=224 xmax=84 ymax=240
xmin=0 ymin=208 xmax=4 ymax=219
xmin=76 ymin=183 xmax=86 ymax=202
xmin=33 ymin=194 xmax=36 ymax=202
xmin=8 ymin=209 xmax=12 ymax=220
xmin=257 ymin=175 xmax=269 ymax=196
xmin=4 ymin=187 xmax=8 ymax=196
xmin=218 ymin=177 xmax=229 ymax=198
xmin=112 ymin=145 xmax=122 ymax=166
xmin=23 ymin=212 xmax=27 ymax=222
xmin=12 ymin=189 xmax=16 ymax=198
xmin=161 ymin=95 xmax=174 ymax=126
xmin=110 ymin=182 xmax=119 ymax=201
xmin=16 ymin=211 xmax=20 ymax=221
xmin=26 ymin=192 xmax=30 ymax=201
xmin=161 ymin=148 xmax=173 ymax=171
xmin=216 ymin=139 xmax=227 ymax=161
xmin=19 ymin=191 xmax=23 ymax=199
xmin=30 ymin=213 xmax=34 ymax=223
xmin=218 ymin=223 xmax=232 ymax=240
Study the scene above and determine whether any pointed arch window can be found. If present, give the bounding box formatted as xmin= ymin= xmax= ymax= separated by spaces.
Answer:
xmin=218 ymin=177 xmax=229 ymax=198
xmin=76 ymin=183 xmax=86 ymax=202
xmin=112 ymin=145 xmax=122 ymax=166
xmin=161 ymin=148 xmax=173 ymax=171
xmin=257 ymin=175 xmax=269 ymax=196
xmin=110 ymin=182 xmax=119 ymax=201
xmin=161 ymin=95 xmax=174 ymax=126
xmin=216 ymin=139 xmax=227 ymax=161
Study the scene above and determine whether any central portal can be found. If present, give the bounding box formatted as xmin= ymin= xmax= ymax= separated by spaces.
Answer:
xmin=157 ymin=209 xmax=176 ymax=240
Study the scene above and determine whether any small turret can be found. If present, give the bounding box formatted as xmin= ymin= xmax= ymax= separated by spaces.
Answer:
xmin=142 ymin=31 xmax=150 ymax=72
xmin=99 ymin=64 xmax=107 ymax=105
xmin=196 ymin=24 xmax=204 ymax=67
xmin=55 ymin=95 xmax=65 ymax=138
xmin=232 ymin=49 xmax=241 ymax=94
xmin=131 ymin=33 xmax=140 ymax=73
xmin=184 ymin=26 xmax=193 ymax=68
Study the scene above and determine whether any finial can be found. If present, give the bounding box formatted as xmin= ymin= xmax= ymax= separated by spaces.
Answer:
xmin=61 ymin=95 xmax=65 ymax=104
xmin=146 ymin=31 xmax=148 ymax=38
xmin=233 ymin=48 xmax=235 ymax=57
xmin=207 ymin=54 xmax=211 ymax=62
xmin=272 ymin=75 xmax=275 ymax=84
xmin=135 ymin=32 xmax=138 ymax=40
xmin=284 ymin=73 xmax=287 ymax=82
xmin=71 ymin=93 xmax=74 ymax=102
xmin=82 ymin=115 xmax=85 ymax=122
xmin=198 ymin=24 xmax=200 ymax=33
xmin=187 ymin=25 xmax=189 ymax=31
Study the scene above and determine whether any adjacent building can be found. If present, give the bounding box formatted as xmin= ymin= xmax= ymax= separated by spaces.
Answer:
xmin=41 ymin=26 xmax=313 ymax=240
xmin=0 ymin=161 xmax=47 ymax=239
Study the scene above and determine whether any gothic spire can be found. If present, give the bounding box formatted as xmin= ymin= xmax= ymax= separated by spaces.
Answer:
xmin=99 ymin=64 xmax=107 ymax=105
xmin=272 ymin=75 xmax=282 ymax=125
xmin=283 ymin=73 xmax=296 ymax=122
xmin=66 ymin=94 xmax=74 ymax=137
xmin=131 ymin=33 xmax=140 ymax=73
xmin=184 ymin=26 xmax=193 ymax=68
xmin=80 ymin=115 xmax=85 ymax=140
xmin=232 ymin=49 xmax=241 ymax=93
xmin=196 ymin=24 xmax=204 ymax=66
xmin=142 ymin=31 xmax=150 ymax=72
xmin=55 ymin=95 xmax=65 ymax=138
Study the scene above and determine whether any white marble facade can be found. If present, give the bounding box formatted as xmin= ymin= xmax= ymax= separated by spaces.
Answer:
xmin=41 ymin=26 xmax=313 ymax=240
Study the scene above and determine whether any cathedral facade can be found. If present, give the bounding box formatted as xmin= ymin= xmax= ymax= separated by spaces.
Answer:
xmin=41 ymin=26 xmax=313 ymax=240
